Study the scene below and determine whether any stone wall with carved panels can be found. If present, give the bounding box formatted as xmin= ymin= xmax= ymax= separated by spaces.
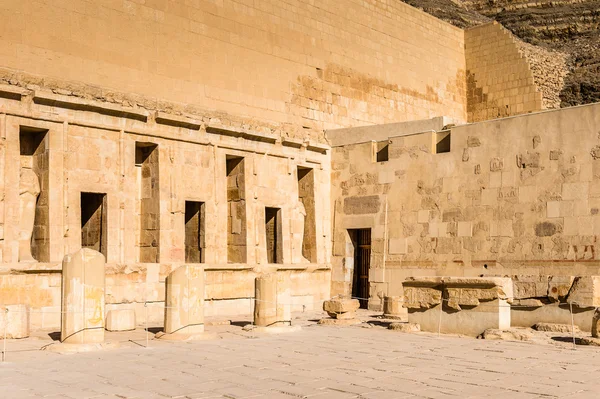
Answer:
xmin=330 ymin=103 xmax=600 ymax=309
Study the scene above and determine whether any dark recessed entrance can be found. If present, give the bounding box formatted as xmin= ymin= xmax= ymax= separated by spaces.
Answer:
xmin=349 ymin=228 xmax=371 ymax=309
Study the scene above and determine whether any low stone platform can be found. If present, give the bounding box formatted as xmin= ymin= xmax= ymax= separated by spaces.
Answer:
xmin=403 ymin=276 xmax=513 ymax=337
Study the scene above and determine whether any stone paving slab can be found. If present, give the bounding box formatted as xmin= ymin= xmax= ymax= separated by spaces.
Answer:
xmin=1 ymin=311 xmax=600 ymax=398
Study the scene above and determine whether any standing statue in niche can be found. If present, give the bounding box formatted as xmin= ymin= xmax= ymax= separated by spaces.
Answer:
xmin=18 ymin=157 xmax=40 ymax=262
xmin=294 ymin=200 xmax=310 ymax=264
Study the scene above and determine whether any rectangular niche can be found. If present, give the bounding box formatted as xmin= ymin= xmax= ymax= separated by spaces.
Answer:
xmin=185 ymin=201 xmax=205 ymax=263
xmin=226 ymin=156 xmax=247 ymax=263
xmin=297 ymin=167 xmax=317 ymax=263
xmin=81 ymin=192 xmax=107 ymax=258
xmin=265 ymin=207 xmax=282 ymax=264
xmin=135 ymin=142 xmax=160 ymax=263
xmin=19 ymin=126 xmax=49 ymax=262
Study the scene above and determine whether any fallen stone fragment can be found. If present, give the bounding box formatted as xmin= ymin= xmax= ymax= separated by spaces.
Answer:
xmin=388 ymin=322 xmax=420 ymax=333
xmin=317 ymin=318 xmax=361 ymax=326
xmin=478 ymin=328 xmax=534 ymax=341
xmin=580 ymin=337 xmax=600 ymax=346
xmin=533 ymin=322 xmax=580 ymax=333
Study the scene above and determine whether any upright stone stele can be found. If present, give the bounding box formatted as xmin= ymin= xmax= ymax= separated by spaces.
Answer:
xmin=61 ymin=249 xmax=105 ymax=344
xmin=253 ymin=274 xmax=296 ymax=332
xmin=159 ymin=264 xmax=205 ymax=340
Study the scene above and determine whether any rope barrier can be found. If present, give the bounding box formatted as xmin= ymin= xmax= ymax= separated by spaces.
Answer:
xmin=1 ymin=293 xmax=597 ymax=361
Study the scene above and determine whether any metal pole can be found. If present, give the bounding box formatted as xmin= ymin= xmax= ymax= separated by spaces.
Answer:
xmin=569 ymin=301 xmax=576 ymax=349
xmin=437 ymin=301 xmax=443 ymax=338
xmin=145 ymin=302 xmax=149 ymax=348
xmin=3 ymin=308 xmax=8 ymax=362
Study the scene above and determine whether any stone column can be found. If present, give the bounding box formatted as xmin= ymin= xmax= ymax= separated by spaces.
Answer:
xmin=254 ymin=273 xmax=291 ymax=327
xmin=61 ymin=249 xmax=105 ymax=344
xmin=163 ymin=264 xmax=204 ymax=337
xmin=383 ymin=296 xmax=408 ymax=320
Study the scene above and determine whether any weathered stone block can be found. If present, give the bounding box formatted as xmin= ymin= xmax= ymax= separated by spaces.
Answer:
xmin=164 ymin=265 xmax=204 ymax=335
xmin=0 ymin=304 xmax=30 ymax=339
xmin=388 ymin=322 xmax=420 ymax=332
xmin=61 ymin=249 xmax=105 ymax=344
xmin=343 ymin=195 xmax=381 ymax=215
xmin=548 ymin=276 xmax=575 ymax=302
xmin=323 ymin=298 xmax=360 ymax=314
xmin=383 ymin=296 xmax=407 ymax=320
xmin=105 ymin=309 xmax=136 ymax=332
xmin=254 ymin=274 xmax=291 ymax=327
xmin=512 ymin=275 xmax=549 ymax=299
xmin=567 ymin=276 xmax=600 ymax=307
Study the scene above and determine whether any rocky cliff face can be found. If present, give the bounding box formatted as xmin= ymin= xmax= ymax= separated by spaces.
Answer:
xmin=401 ymin=0 xmax=600 ymax=108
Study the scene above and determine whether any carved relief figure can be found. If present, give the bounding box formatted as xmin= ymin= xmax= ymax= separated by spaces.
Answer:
xmin=18 ymin=156 xmax=40 ymax=262
xmin=294 ymin=200 xmax=310 ymax=264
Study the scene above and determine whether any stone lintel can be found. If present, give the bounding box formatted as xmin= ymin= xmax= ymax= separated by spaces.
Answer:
xmin=206 ymin=123 xmax=278 ymax=143
xmin=306 ymin=141 xmax=329 ymax=154
xmin=0 ymin=83 xmax=29 ymax=101
xmin=281 ymin=137 xmax=304 ymax=148
xmin=33 ymin=91 xmax=149 ymax=122
xmin=155 ymin=112 xmax=202 ymax=130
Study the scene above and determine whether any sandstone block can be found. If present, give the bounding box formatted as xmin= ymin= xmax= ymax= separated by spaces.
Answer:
xmin=383 ymin=296 xmax=407 ymax=319
xmin=317 ymin=318 xmax=361 ymax=326
xmin=105 ymin=309 xmax=136 ymax=332
xmin=388 ymin=322 xmax=420 ymax=332
xmin=0 ymin=304 xmax=30 ymax=339
xmin=61 ymin=249 xmax=105 ymax=344
xmin=567 ymin=276 xmax=600 ymax=307
xmin=548 ymin=276 xmax=575 ymax=302
xmin=164 ymin=265 xmax=204 ymax=336
xmin=533 ymin=322 xmax=580 ymax=333
xmin=511 ymin=299 xmax=544 ymax=308
xmin=403 ymin=287 xmax=442 ymax=309
xmin=512 ymin=275 xmax=549 ymax=299
xmin=323 ymin=298 xmax=360 ymax=314
xmin=479 ymin=328 xmax=533 ymax=341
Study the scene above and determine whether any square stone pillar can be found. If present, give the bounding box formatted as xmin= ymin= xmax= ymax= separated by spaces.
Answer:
xmin=61 ymin=249 xmax=105 ymax=344
xmin=163 ymin=264 xmax=205 ymax=336
xmin=254 ymin=273 xmax=291 ymax=327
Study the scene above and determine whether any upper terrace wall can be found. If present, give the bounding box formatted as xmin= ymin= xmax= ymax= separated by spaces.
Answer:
xmin=465 ymin=22 xmax=543 ymax=123
xmin=330 ymin=103 xmax=600 ymax=309
xmin=0 ymin=0 xmax=467 ymax=133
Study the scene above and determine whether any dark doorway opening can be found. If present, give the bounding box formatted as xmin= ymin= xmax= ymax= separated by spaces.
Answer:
xmin=81 ymin=192 xmax=107 ymax=258
xmin=184 ymin=201 xmax=205 ymax=263
xmin=265 ymin=207 xmax=282 ymax=264
xmin=349 ymin=228 xmax=371 ymax=309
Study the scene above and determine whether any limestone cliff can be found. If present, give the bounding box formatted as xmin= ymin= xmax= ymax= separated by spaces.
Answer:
xmin=401 ymin=0 xmax=600 ymax=108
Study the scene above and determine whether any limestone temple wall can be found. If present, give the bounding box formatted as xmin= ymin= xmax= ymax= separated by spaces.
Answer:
xmin=330 ymin=103 xmax=600 ymax=309
xmin=0 ymin=87 xmax=331 ymax=329
xmin=465 ymin=22 xmax=544 ymax=123
xmin=0 ymin=0 xmax=467 ymax=132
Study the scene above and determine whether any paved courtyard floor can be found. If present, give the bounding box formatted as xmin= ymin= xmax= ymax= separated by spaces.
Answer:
xmin=2 ymin=311 xmax=600 ymax=398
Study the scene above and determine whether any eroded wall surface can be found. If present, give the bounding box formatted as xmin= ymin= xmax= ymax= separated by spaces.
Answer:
xmin=330 ymin=104 xmax=600 ymax=309
xmin=465 ymin=22 xmax=543 ymax=122
xmin=0 ymin=0 xmax=467 ymax=131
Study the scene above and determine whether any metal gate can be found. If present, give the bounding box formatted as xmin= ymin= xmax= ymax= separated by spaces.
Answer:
xmin=351 ymin=229 xmax=371 ymax=309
